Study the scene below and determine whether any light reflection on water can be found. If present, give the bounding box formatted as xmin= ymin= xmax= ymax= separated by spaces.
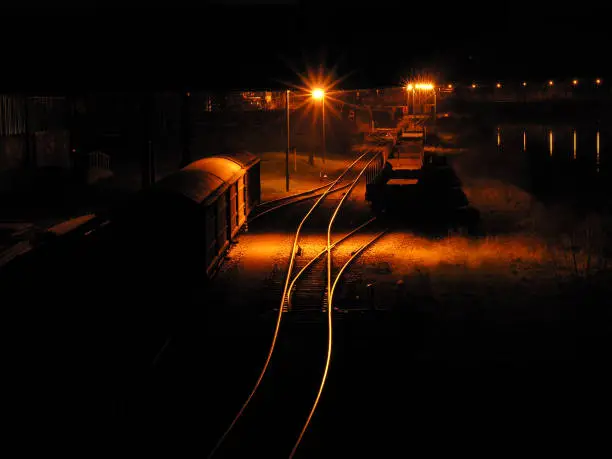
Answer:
xmin=487 ymin=124 xmax=610 ymax=201
xmin=548 ymin=130 xmax=553 ymax=156
xmin=494 ymin=125 xmax=606 ymax=171
xmin=596 ymin=130 xmax=600 ymax=172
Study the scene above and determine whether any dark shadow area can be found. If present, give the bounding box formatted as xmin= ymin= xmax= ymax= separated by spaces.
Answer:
xmin=0 ymin=166 xmax=128 ymax=221
xmin=1 ymin=190 xmax=210 ymax=450
xmin=371 ymin=156 xmax=482 ymax=236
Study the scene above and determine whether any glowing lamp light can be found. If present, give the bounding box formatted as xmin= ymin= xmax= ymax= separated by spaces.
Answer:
xmin=522 ymin=81 xmax=527 ymax=87
xmin=406 ymin=84 xmax=413 ymax=91
xmin=572 ymin=79 xmax=578 ymax=85
xmin=471 ymin=83 xmax=477 ymax=88
xmin=312 ymin=88 xmax=324 ymax=100
xmin=548 ymin=80 xmax=554 ymax=86
xmin=496 ymin=82 xmax=502 ymax=88
xmin=596 ymin=78 xmax=602 ymax=85
xmin=447 ymin=84 xmax=453 ymax=89
xmin=414 ymin=83 xmax=434 ymax=90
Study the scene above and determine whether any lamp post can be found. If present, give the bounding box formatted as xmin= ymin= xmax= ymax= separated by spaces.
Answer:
xmin=405 ymin=84 xmax=413 ymax=115
xmin=312 ymin=88 xmax=326 ymax=175
xmin=285 ymin=89 xmax=290 ymax=192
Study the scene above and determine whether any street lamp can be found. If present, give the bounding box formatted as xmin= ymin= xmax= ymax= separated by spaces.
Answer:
xmin=312 ymin=88 xmax=326 ymax=173
xmin=312 ymin=88 xmax=324 ymax=100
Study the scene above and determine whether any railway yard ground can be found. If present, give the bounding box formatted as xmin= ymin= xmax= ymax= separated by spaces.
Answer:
xmin=132 ymin=127 xmax=610 ymax=456
xmin=3 ymin=121 xmax=610 ymax=457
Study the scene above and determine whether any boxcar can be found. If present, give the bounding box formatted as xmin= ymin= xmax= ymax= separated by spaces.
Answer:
xmin=148 ymin=150 xmax=260 ymax=278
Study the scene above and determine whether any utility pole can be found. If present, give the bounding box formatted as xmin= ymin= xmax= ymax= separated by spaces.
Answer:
xmin=285 ymin=89 xmax=290 ymax=192
xmin=321 ymin=94 xmax=326 ymax=170
xmin=433 ymin=90 xmax=437 ymax=118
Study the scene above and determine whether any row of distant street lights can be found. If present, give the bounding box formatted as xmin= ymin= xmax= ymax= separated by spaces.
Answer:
xmin=285 ymin=77 xmax=605 ymax=191
xmin=446 ymin=78 xmax=603 ymax=90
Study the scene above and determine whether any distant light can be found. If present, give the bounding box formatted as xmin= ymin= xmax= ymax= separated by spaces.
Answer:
xmin=186 ymin=92 xmax=191 ymax=97
xmin=596 ymin=78 xmax=602 ymax=85
xmin=548 ymin=80 xmax=554 ymax=86
xmin=447 ymin=84 xmax=453 ymax=89
xmin=549 ymin=130 xmax=553 ymax=156
xmin=471 ymin=83 xmax=477 ymax=89
xmin=312 ymin=88 xmax=325 ymax=100
xmin=572 ymin=79 xmax=578 ymax=86
xmin=496 ymin=82 xmax=501 ymax=88
xmin=406 ymin=84 xmax=413 ymax=91
xmin=522 ymin=81 xmax=527 ymax=87
xmin=414 ymin=83 xmax=434 ymax=90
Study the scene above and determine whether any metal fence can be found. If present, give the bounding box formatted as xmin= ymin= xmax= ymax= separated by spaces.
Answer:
xmin=0 ymin=95 xmax=26 ymax=137
xmin=87 ymin=151 xmax=110 ymax=171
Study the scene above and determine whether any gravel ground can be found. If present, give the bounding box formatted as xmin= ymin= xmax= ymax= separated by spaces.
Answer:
xmin=132 ymin=125 xmax=610 ymax=457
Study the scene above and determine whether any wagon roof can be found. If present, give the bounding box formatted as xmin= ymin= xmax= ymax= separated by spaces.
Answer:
xmin=156 ymin=157 xmax=240 ymax=204
xmin=216 ymin=150 xmax=260 ymax=169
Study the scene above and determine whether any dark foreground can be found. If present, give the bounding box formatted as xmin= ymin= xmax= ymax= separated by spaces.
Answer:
xmin=1 ymin=197 xmax=609 ymax=457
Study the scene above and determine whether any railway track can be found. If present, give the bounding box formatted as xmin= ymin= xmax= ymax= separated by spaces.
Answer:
xmin=207 ymin=150 xmax=389 ymax=458
xmin=248 ymin=180 xmax=353 ymax=224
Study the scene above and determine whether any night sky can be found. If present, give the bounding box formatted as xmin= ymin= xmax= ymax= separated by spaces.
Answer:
xmin=0 ymin=4 xmax=608 ymax=91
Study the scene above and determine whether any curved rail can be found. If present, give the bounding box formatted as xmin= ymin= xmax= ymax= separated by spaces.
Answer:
xmin=330 ymin=230 xmax=388 ymax=300
xmin=286 ymin=218 xmax=376 ymax=311
xmin=257 ymin=181 xmax=334 ymax=206
xmin=288 ymin=152 xmax=383 ymax=458
xmin=206 ymin=150 xmax=373 ymax=459
xmin=248 ymin=182 xmax=352 ymax=224
xmin=288 ymin=229 xmax=388 ymax=458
